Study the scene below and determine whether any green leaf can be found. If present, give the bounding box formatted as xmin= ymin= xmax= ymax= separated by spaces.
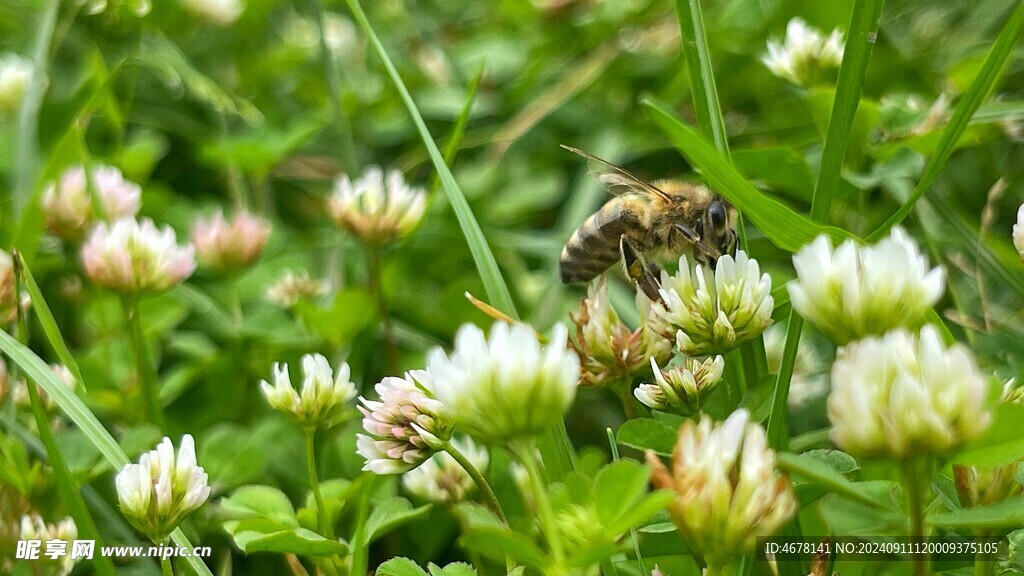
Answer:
xmin=221 ymin=485 xmax=298 ymax=526
xmin=377 ymin=558 xmax=429 ymax=576
xmin=644 ymin=97 xmax=855 ymax=253
xmin=201 ymin=425 xmax=269 ymax=489
xmin=592 ymin=460 xmax=651 ymax=525
xmin=869 ymin=1 xmax=1024 ymax=240
xmin=604 ymin=490 xmax=675 ymax=537
xmin=363 ymin=497 xmax=432 ymax=544
xmin=429 ymin=561 xmax=478 ymax=576
xmin=776 ymin=452 xmax=891 ymax=511
xmin=295 ymin=288 xmax=378 ymax=347
xmin=346 ymin=0 xmax=517 ymax=319
xmin=232 ymin=527 xmax=349 ymax=557
xmin=460 ymin=526 xmax=549 ymax=568
xmin=732 ymin=148 xmax=814 ymax=202
xmin=616 ymin=418 xmax=678 ymax=456
xmin=953 ymin=403 xmax=1024 ymax=467
xmin=929 ymin=496 xmax=1024 ymax=530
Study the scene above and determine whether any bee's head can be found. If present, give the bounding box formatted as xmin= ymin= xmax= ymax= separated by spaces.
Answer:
xmin=698 ymin=199 xmax=737 ymax=266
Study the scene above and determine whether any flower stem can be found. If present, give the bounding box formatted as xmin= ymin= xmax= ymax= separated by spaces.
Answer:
xmin=161 ymin=556 xmax=173 ymax=576
xmin=121 ymin=296 xmax=165 ymax=430
xmin=366 ymin=242 xmax=397 ymax=372
xmin=513 ymin=443 xmax=564 ymax=563
xmin=304 ymin=428 xmax=332 ymax=538
xmin=902 ymin=459 xmax=931 ymax=576
xmin=443 ymin=442 xmax=507 ymax=523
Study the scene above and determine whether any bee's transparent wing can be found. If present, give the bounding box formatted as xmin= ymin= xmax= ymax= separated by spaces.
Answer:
xmin=560 ymin=145 xmax=671 ymax=202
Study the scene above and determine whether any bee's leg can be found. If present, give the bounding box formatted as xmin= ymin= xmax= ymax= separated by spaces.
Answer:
xmin=619 ymin=235 xmax=662 ymax=302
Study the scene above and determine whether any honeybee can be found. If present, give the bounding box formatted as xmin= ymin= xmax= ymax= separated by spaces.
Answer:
xmin=558 ymin=145 xmax=738 ymax=300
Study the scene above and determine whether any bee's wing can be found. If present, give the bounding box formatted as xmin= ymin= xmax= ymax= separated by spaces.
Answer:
xmin=560 ymin=145 xmax=671 ymax=202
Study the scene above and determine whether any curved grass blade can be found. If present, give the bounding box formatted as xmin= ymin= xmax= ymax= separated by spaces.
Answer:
xmin=644 ymin=97 xmax=855 ymax=252
xmin=15 ymin=252 xmax=86 ymax=390
xmin=431 ymin=63 xmax=486 ymax=195
xmin=0 ymin=331 xmax=215 ymax=576
xmin=345 ymin=0 xmax=517 ymax=319
xmin=868 ymin=1 xmax=1024 ymax=241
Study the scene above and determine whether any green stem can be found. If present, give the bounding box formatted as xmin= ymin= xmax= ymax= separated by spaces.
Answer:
xmin=161 ymin=556 xmax=174 ymax=576
xmin=617 ymin=380 xmax=638 ymax=420
xmin=514 ymin=443 xmax=564 ymax=563
xmin=443 ymin=442 xmax=507 ymax=524
xmin=304 ymin=428 xmax=332 ymax=538
xmin=121 ymin=297 xmax=165 ymax=430
xmin=902 ymin=459 xmax=931 ymax=576
xmin=311 ymin=0 xmax=358 ymax=175
xmin=366 ymin=242 xmax=397 ymax=373
xmin=766 ymin=317 xmax=803 ymax=449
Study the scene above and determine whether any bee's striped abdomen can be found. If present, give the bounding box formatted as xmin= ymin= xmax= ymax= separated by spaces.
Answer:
xmin=559 ymin=199 xmax=640 ymax=284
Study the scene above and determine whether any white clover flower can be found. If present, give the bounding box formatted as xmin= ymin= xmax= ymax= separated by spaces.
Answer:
xmin=19 ymin=514 xmax=78 ymax=575
xmin=181 ymin=0 xmax=243 ymax=26
xmin=0 ymin=53 xmax=32 ymax=119
xmin=191 ymin=210 xmax=271 ymax=274
xmin=571 ymin=277 xmax=671 ymax=386
xmin=763 ymin=323 xmax=828 ymax=409
xmin=635 ymin=355 xmax=725 ymax=412
xmin=357 ymin=371 xmax=452 ymax=474
xmin=426 ymin=322 xmax=581 ymax=445
xmin=402 ymin=436 xmax=488 ymax=503
xmin=42 ymin=165 xmax=142 ymax=241
xmin=261 ymin=354 xmax=357 ymax=429
xmin=265 ymin=269 xmax=329 ymax=308
xmin=762 ymin=18 xmax=845 ymax=86
xmin=328 ymin=167 xmax=427 ymax=245
xmin=828 ymin=326 xmax=990 ymax=459
xmin=81 ymin=217 xmax=196 ymax=294
xmin=115 ymin=434 xmax=210 ymax=542
xmin=1014 ymin=204 xmax=1024 ymax=263
xmin=788 ymin=229 xmax=945 ymax=345
xmin=649 ymin=251 xmax=773 ymax=356
xmin=12 ymin=363 xmax=77 ymax=412
xmin=647 ymin=409 xmax=797 ymax=565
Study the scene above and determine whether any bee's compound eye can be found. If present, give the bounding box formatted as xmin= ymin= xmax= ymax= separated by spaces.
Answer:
xmin=708 ymin=201 xmax=727 ymax=230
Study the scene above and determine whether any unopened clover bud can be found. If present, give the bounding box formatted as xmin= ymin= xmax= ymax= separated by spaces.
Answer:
xmin=42 ymin=165 xmax=142 ymax=241
xmin=571 ymin=277 xmax=671 ymax=386
xmin=762 ymin=18 xmax=845 ymax=86
xmin=828 ymin=326 xmax=990 ymax=459
xmin=191 ymin=210 xmax=271 ymax=274
xmin=0 ymin=53 xmax=32 ymax=119
xmin=401 ymin=436 xmax=488 ymax=503
xmin=357 ymin=370 xmax=453 ymax=474
xmin=1014 ymin=204 xmax=1024 ymax=263
xmin=647 ymin=409 xmax=796 ymax=565
xmin=115 ymin=435 xmax=210 ymax=542
xmin=265 ymin=269 xmax=328 ymax=308
xmin=426 ymin=322 xmax=581 ymax=445
xmin=648 ymin=251 xmax=773 ymax=356
xmin=81 ymin=218 xmax=196 ymax=294
xmin=635 ymin=355 xmax=724 ymax=412
xmin=181 ymin=0 xmax=243 ymax=25
xmin=328 ymin=166 xmax=427 ymax=245
xmin=261 ymin=354 xmax=357 ymax=429
xmin=788 ymin=229 xmax=945 ymax=345
xmin=953 ymin=463 xmax=1021 ymax=508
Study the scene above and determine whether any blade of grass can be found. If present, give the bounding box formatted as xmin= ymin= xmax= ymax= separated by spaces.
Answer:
xmin=346 ymin=0 xmax=516 ymax=318
xmin=12 ymin=0 xmax=59 ymax=221
xmin=15 ymin=252 xmax=87 ymax=390
xmin=431 ymin=63 xmax=486 ymax=195
xmin=868 ymin=0 xmax=1024 ymax=241
xmin=770 ymin=0 xmax=886 ymax=451
xmin=12 ymin=263 xmax=117 ymax=576
xmin=810 ymin=0 xmax=886 ymax=222
xmin=673 ymin=0 xmax=728 ymax=155
xmin=310 ymin=0 xmax=358 ymax=175
xmin=0 ymin=330 xmax=215 ymax=576
xmin=644 ymin=97 xmax=856 ymax=252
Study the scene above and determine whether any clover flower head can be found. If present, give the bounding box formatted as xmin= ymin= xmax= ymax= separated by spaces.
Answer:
xmin=634 ymin=355 xmax=724 ymax=412
xmin=265 ymin=270 xmax=329 ymax=308
xmin=762 ymin=18 xmax=845 ymax=86
xmin=328 ymin=167 xmax=427 ymax=244
xmin=42 ymin=165 xmax=142 ymax=240
xmin=261 ymin=354 xmax=357 ymax=428
xmin=401 ymin=436 xmax=488 ymax=502
xmin=191 ymin=210 xmax=271 ymax=274
xmin=81 ymin=218 xmax=195 ymax=294
xmin=0 ymin=53 xmax=32 ymax=118
xmin=181 ymin=0 xmax=243 ymax=25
